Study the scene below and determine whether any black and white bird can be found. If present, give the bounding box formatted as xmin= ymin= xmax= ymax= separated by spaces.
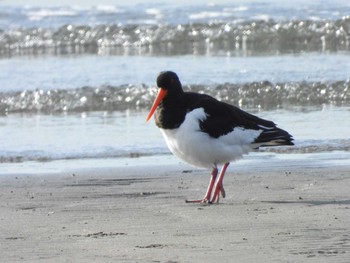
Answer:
xmin=146 ymin=71 xmax=294 ymax=203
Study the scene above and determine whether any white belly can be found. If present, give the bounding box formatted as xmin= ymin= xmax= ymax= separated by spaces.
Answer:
xmin=159 ymin=108 xmax=262 ymax=169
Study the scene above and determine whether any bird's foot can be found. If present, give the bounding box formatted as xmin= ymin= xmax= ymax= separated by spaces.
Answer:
xmin=186 ymin=163 xmax=228 ymax=204
xmin=185 ymin=197 xmax=211 ymax=204
xmin=186 ymin=187 xmax=225 ymax=204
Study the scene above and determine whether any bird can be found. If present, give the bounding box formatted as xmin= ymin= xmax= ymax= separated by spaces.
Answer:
xmin=146 ymin=71 xmax=294 ymax=203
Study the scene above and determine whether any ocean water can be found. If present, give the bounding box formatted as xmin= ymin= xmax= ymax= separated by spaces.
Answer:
xmin=0 ymin=0 xmax=350 ymax=174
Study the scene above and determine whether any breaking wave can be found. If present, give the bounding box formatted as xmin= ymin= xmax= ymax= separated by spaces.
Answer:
xmin=0 ymin=80 xmax=349 ymax=114
xmin=1 ymin=17 xmax=350 ymax=57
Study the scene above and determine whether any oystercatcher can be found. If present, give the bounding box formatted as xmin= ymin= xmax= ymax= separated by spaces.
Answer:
xmin=146 ymin=71 xmax=294 ymax=203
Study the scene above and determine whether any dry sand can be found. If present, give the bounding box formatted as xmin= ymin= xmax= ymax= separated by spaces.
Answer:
xmin=0 ymin=161 xmax=350 ymax=262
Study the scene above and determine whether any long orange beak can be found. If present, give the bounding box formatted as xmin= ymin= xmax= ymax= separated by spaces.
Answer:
xmin=146 ymin=88 xmax=167 ymax=122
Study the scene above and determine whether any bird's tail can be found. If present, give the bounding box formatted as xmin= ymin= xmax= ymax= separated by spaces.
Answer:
xmin=252 ymin=126 xmax=294 ymax=149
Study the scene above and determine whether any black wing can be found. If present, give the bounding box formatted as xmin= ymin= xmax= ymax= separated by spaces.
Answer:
xmin=188 ymin=94 xmax=294 ymax=147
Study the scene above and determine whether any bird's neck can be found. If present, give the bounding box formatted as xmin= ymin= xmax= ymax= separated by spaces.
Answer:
xmin=155 ymin=91 xmax=187 ymax=129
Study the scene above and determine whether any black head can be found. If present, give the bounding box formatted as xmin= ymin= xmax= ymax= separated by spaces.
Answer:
xmin=146 ymin=71 xmax=184 ymax=122
xmin=156 ymin=71 xmax=182 ymax=91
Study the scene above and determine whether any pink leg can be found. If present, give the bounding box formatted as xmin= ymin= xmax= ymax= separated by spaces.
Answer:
xmin=185 ymin=167 xmax=218 ymax=203
xmin=210 ymin=162 xmax=230 ymax=203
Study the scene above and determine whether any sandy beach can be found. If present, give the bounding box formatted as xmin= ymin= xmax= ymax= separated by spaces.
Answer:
xmin=0 ymin=158 xmax=349 ymax=263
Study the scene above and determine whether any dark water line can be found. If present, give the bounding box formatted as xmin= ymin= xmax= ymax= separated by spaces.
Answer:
xmin=1 ymin=140 xmax=350 ymax=164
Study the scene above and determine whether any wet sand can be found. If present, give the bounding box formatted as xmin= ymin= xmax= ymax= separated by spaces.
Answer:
xmin=0 ymin=162 xmax=350 ymax=262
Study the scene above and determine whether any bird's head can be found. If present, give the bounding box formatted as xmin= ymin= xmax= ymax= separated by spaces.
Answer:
xmin=146 ymin=71 xmax=182 ymax=122
xmin=156 ymin=71 xmax=181 ymax=91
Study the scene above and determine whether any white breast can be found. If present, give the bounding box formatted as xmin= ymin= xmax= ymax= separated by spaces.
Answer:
xmin=160 ymin=108 xmax=262 ymax=169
